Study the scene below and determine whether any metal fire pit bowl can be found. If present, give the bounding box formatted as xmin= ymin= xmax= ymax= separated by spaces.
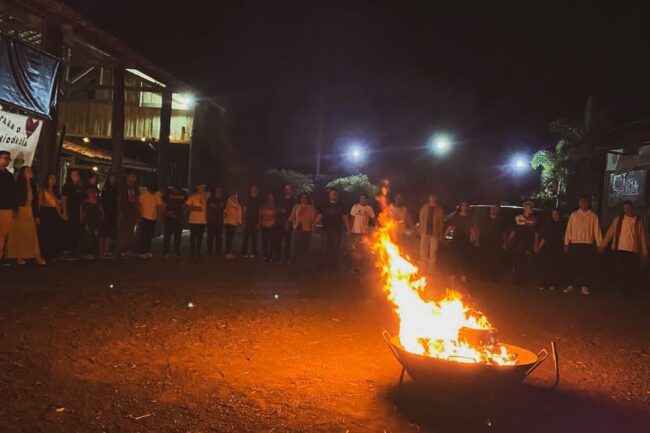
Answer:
xmin=383 ymin=331 xmax=559 ymax=391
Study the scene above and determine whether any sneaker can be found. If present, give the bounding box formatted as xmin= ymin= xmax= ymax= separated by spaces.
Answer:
xmin=548 ymin=286 xmax=556 ymax=291
xmin=61 ymin=253 xmax=78 ymax=261
xmin=16 ymin=258 xmax=26 ymax=265
xmin=225 ymin=254 xmax=235 ymax=260
xmin=82 ymin=254 xmax=95 ymax=260
xmin=139 ymin=253 xmax=149 ymax=259
xmin=249 ymin=254 xmax=256 ymax=259
xmin=147 ymin=253 xmax=154 ymax=259
xmin=119 ymin=252 xmax=129 ymax=259
xmin=563 ymin=285 xmax=575 ymax=294
xmin=539 ymin=286 xmax=545 ymax=291
xmin=581 ymin=286 xmax=590 ymax=295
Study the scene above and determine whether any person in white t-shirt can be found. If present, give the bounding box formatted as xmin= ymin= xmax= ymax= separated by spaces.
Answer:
xmin=349 ymin=193 xmax=376 ymax=273
xmin=138 ymin=184 xmax=163 ymax=258
xmin=185 ymin=182 xmax=207 ymax=257
xmin=601 ymin=200 xmax=648 ymax=296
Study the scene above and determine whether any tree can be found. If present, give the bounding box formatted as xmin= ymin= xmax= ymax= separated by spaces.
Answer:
xmin=326 ymin=174 xmax=379 ymax=198
xmin=531 ymin=140 xmax=570 ymax=207
xmin=264 ymin=169 xmax=315 ymax=195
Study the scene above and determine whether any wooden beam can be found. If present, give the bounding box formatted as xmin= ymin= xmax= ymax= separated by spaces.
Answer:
xmin=157 ymin=88 xmax=172 ymax=189
xmin=35 ymin=20 xmax=63 ymax=184
xmin=111 ymin=65 xmax=125 ymax=174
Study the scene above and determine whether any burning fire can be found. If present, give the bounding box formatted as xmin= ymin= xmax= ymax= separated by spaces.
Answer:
xmin=372 ymin=216 xmax=518 ymax=366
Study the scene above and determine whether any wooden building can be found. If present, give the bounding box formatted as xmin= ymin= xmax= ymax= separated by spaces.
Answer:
xmin=571 ymin=120 xmax=650 ymax=228
xmin=0 ymin=0 xmax=229 ymax=188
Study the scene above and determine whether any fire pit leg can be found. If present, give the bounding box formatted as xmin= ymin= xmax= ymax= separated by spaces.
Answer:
xmin=398 ymin=366 xmax=405 ymax=389
xmin=551 ymin=341 xmax=560 ymax=388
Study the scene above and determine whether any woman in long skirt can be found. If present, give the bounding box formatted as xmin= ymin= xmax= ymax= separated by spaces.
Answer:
xmin=5 ymin=166 xmax=45 ymax=265
xmin=38 ymin=173 xmax=64 ymax=260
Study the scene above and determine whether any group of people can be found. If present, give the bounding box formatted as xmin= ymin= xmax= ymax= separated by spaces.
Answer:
xmin=415 ymin=194 xmax=648 ymax=296
xmin=1 ymin=150 xmax=647 ymax=296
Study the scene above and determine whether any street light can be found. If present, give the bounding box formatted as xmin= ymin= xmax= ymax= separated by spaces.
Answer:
xmin=510 ymin=154 xmax=530 ymax=173
xmin=429 ymin=134 xmax=452 ymax=156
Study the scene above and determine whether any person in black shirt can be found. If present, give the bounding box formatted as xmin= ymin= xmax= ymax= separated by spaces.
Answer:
xmin=241 ymin=184 xmax=261 ymax=258
xmin=206 ymin=186 xmax=225 ymax=255
xmin=445 ymin=201 xmax=475 ymax=283
xmin=162 ymin=185 xmax=187 ymax=257
xmin=536 ymin=208 xmax=565 ymax=291
xmin=81 ymin=187 xmax=103 ymax=259
xmin=508 ymin=201 xmax=539 ymax=286
xmin=117 ymin=173 xmax=140 ymax=257
xmin=0 ymin=151 xmax=17 ymax=261
xmin=277 ymin=184 xmax=296 ymax=264
xmin=99 ymin=174 xmax=118 ymax=258
xmin=61 ymin=169 xmax=85 ymax=258
xmin=315 ymin=188 xmax=350 ymax=270
xmin=476 ymin=203 xmax=507 ymax=281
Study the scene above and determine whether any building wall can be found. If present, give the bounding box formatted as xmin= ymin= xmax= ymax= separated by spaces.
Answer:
xmin=58 ymin=100 xmax=193 ymax=143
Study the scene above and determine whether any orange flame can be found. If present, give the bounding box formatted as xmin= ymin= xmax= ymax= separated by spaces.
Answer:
xmin=372 ymin=215 xmax=517 ymax=366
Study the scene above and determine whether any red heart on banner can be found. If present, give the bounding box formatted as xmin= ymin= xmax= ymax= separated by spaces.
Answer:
xmin=25 ymin=118 xmax=40 ymax=138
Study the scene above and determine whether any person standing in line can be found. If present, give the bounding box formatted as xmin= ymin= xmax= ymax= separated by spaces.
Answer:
xmin=0 ymin=151 xmax=17 ymax=263
xmin=61 ymin=168 xmax=84 ymax=259
xmin=418 ymin=194 xmax=445 ymax=277
xmin=38 ymin=173 xmax=64 ymax=261
xmin=138 ymin=183 xmax=163 ymax=258
xmin=260 ymin=192 xmax=280 ymax=262
xmin=80 ymin=186 xmax=103 ymax=259
xmin=601 ymin=200 xmax=648 ymax=296
xmin=162 ymin=184 xmax=187 ymax=258
xmin=185 ymin=182 xmax=207 ymax=258
xmin=536 ymin=208 xmax=566 ymax=291
xmin=475 ymin=203 xmax=507 ymax=282
xmin=349 ymin=193 xmax=376 ymax=273
xmin=288 ymin=192 xmax=317 ymax=267
xmin=445 ymin=201 xmax=475 ymax=283
xmin=387 ymin=193 xmax=413 ymax=246
xmin=5 ymin=166 xmax=45 ymax=265
xmin=508 ymin=201 xmax=539 ymax=286
xmin=99 ymin=174 xmax=118 ymax=258
xmin=277 ymin=184 xmax=296 ymax=264
xmin=206 ymin=186 xmax=225 ymax=256
xmin=314 ymin=188 xmax=350 ymax=270
xmin=241 ymin=184 xmax=261 ymax=259
xmin=87 ymin=173 xmax=100 ymax=191
xmin=223 ymin=192 xmax=243 ymax=259
xmin=563 ymin=196 xmax=603 ymax=295
xmin=117 ymin=173 xmax=140 ymax=258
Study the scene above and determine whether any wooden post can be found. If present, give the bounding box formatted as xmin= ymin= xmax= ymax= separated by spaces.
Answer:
xmin=157 ymin=89 xmax=172 ymax=189
xmin=36 ymin=22 xmax=63 ymax=183
xmin=111 ymin=65 xmax=125 ymax=175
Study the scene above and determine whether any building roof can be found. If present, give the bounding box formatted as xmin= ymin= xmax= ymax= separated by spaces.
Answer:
xmin=4 ymin=0 xmax=224 ymax=110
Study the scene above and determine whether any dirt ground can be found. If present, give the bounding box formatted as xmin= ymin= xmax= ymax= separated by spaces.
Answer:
xmin=1 ymin=241 xmax=649 ymax=433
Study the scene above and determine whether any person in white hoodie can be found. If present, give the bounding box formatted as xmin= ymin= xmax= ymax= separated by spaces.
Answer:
xmin=563 ymin=196 xmax=603 ymax=295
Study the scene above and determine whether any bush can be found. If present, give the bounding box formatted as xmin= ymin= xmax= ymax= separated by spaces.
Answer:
xmin=326 ymin=174 xmax=379 ymax=198
xmin=264 ymin=169 xmax=315 ymax=195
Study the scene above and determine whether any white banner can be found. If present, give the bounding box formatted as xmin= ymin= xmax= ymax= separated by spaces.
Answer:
xmin=0 ymin=110 xmax=44 ymax=172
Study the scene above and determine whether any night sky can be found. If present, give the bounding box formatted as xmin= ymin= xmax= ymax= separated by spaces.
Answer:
xmin=63 ymin=0 xmax=650 ymax=200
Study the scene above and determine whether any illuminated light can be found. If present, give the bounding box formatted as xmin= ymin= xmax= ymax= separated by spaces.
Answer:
xmin=140 ymin=137 xmax=146 ymax=142
xmin=65 ymin=162 xmax=70 ymax=166
xmin=82 ymin=137 xmax=90 ymax=144
xmin=126 ymin=68 xmax=167 ymax=88
xmin=273 ymin=293 xmax=279 ymax=300
xmin=510 ymin=154 xmax=530 ymax=173
xmin=429 ymin=134 xmax=452 ymax=156
xmin=92 ymin=166 xmax=98 ymax=172
xmin=187 ymin=302 xmax=194 ymax=308
xmin=108 ymin=283 xmax=114 ymax=289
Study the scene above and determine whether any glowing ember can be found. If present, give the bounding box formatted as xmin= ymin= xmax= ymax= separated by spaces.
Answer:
xmin=372 ymin=215 xmax=518 ymax=366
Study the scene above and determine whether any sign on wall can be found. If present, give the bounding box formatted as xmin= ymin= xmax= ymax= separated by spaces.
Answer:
xmin=0 ymin=110 xmax=43 ymax=172
xmin=608 ymin=170 xmax=647 ymax=207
